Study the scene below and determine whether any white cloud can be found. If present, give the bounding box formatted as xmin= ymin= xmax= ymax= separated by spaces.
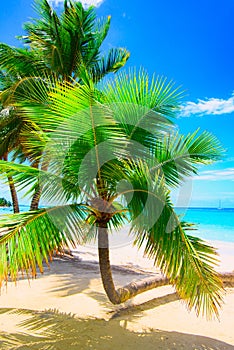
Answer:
xmin=193 ymin=168 xmax=234 ymax=181
xmin=48 ymin=0 xmax=104 ymax=8
xmin=180 ymin=92 xmax=234 ymax=117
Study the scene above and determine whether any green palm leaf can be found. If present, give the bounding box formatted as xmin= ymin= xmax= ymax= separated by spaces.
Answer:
xmin=0 ymin=67 xmax=225 ymax=318
xmin=0 ymin=204 xmax=89 ymax=286
xmin=104 ymin=69 xmax=183 ymax=116
xmin=21 ymin=0 xmax=130 ymax=83
xmin=115 ymin=160 xmax=223 ymax=317
xmin=150 ymin=129 xmax=224 ymax=187
xmin=89 ymin=48 xmax=130 ymax=82
xmin=0 ymin=44 xmax=46 ymax=78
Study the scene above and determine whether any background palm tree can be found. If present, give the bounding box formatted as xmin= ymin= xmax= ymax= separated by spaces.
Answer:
xmin=0 ymin=0 xmax=130 ymax=211
xmin=0 ymin=107 xmax=20 ymax=213
xmin=0 ymin=70 xmax=225 ymax=318
xmin=0 ymin=0 xmax=130 ymax=103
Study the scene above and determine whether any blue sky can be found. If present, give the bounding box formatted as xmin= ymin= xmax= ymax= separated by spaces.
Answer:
xmin=0 ymin=0 xmax=234 ymax=207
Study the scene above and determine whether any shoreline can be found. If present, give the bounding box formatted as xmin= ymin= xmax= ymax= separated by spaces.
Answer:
xmin=71 ymin=238 xmax=234 ymax=273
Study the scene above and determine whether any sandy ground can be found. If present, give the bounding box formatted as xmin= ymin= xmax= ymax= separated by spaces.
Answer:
xmin=0 ymin=240 xmax=233 ymax=349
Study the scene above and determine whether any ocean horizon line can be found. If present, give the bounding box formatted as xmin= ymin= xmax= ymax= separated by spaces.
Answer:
xmin=1 ymin=205 xmax=234 ymax=210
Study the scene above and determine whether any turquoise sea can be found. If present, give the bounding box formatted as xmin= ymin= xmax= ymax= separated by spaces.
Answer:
xmin=0 ymin=206 xmax=233 ymax=243
xmin=176 ymin=207 xmax=234 ymax=243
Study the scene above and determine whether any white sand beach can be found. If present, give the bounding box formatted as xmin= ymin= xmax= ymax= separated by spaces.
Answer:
xmin=0 ymin=240 xmax=234 ymax=349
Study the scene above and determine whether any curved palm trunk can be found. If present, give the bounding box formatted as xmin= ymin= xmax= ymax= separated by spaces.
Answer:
xmin=30 ymin=185 xmax=42 ymax=211
xmin=7 ymin=175 xmax=19 ymax=213
xmin=98 ymin=226 xmax=233 ymax=304
xmin=98 ymin=224 xmax=169 ymax=304
xmin=30 ymin=160 xmax=48 ymax=211
xmin=98 ymin=225 xmax=122 ymax=303
xmin=3 ymin=154 xmax=19 ymax=213
xmin=30 ymin=160 xmax=40 ymax=211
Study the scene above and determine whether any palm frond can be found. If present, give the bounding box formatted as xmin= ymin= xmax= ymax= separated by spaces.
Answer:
xmin=115 ymin=160 xmax=223 ymax=318
xmin=89 ymin=48 xmax=130 ymax=82
xmin=101 ymin=69 xmax=184 ymax=154
xmin=0 ymin=160 xmax=79 ymax=204
xmin=150 ymin=129 xmax=225 ymax=187
xmin=0 ymin=110 xmax=22 ymax=156
xmin=0 ymin=44 xmax=46 ymax=78
xmin=0 ymin=204 xmax=90 ymax=286
xmin=104 ymin=68 xmax=184 ymax=117
xmin=16 ymin=81 xmax=128 ymax=191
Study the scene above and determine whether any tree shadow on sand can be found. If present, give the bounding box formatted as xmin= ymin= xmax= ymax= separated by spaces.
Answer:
xmin=32 ymin=256 xmax=157 ymax=298
xmin=0 ymin=308 xmax=233 ymax=350
xmin=108 ymin=291 xmax=179 ymax=319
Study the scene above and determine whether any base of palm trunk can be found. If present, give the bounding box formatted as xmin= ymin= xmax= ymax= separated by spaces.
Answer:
xmin=116 ymin=275 xmax=170 ymax=303
xmin=97 ymin=224 xmax=234 ymax=305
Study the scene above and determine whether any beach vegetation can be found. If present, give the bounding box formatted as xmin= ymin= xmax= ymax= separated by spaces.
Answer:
xmin=0 ymin=0 xmax=129 ymax=211
xmin=0 ymin=69 xmax=225 ymax=319
xmin=0 ymin=197 xmax=11 ymax=207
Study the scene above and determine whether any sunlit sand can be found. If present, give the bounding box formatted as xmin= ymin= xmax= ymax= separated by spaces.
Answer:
xmin=0 ymin=240 xmax=233 ymax=349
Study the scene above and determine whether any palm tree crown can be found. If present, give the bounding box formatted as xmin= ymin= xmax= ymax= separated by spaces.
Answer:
xmin=0 ymin=0 xmax=130 ymax=104
xmin=0 ymin=70 xmax=225 ymax=318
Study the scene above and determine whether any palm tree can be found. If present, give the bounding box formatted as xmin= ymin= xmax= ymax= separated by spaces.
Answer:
xmin=0 ymin=0 xmax=130 ymax=98
xmin=0 ymin=107 xmax=20 ymax=213
xmin=0 ymin=0 xmax=130 ymax=211
xmin=0 ymin=70 xmax=225 ymax=318
xmin=0 ymin=101 xmax=44 ymax=212
xmin=22 ymin=0 xmax=130 ymax=83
